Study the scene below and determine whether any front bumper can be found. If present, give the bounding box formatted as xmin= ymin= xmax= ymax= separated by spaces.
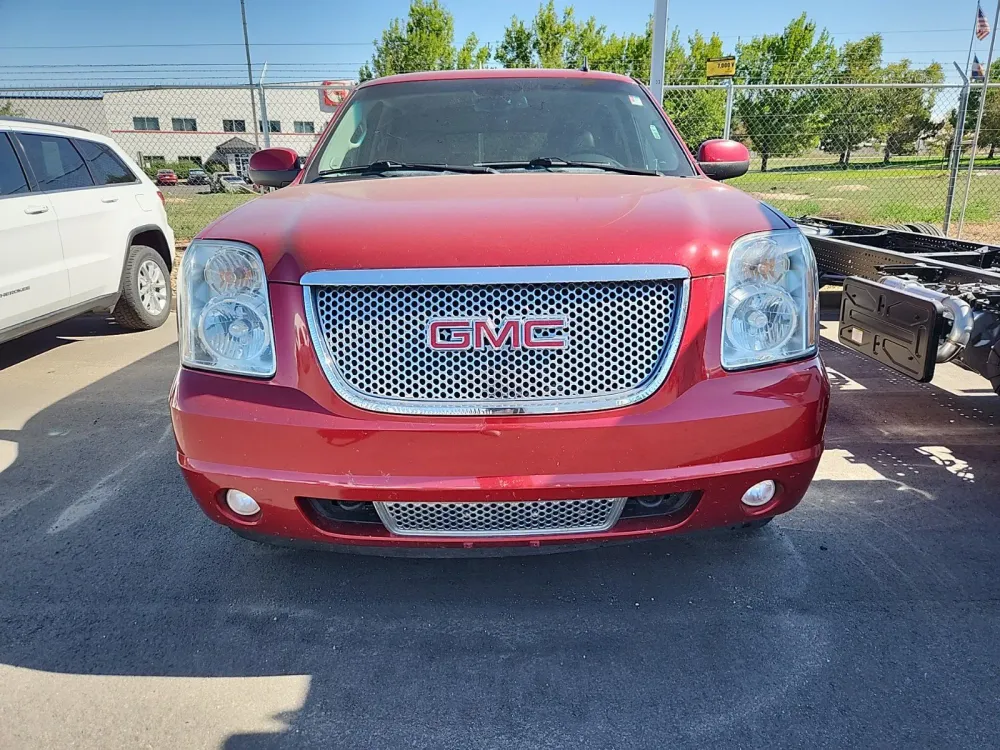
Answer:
xmin=170 ymin=276 xmax=828 ymax=551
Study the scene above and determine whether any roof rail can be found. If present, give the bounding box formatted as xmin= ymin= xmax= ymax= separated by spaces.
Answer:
xmin=0 ymin=116 xmax=91 ymax=132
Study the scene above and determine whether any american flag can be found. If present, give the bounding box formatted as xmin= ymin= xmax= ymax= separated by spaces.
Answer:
xmin=973 ymin=55 xmax=985 ymax=81
xmin=977 ymin=4 xmax=991 ymax=40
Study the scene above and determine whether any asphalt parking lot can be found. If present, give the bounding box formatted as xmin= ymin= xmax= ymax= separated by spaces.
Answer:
xmin=0 ymin=312 xmax=998 ymax=749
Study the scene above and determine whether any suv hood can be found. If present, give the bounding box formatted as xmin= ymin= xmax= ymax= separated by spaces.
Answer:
xmin=200 ymin=173 xmax=790 ymax=282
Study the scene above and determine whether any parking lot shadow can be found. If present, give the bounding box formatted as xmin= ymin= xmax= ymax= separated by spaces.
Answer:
xmin=0 ymin=314 xmax=145 ymax=370
xmin=1 ymin=333 xmax=999 ymax=749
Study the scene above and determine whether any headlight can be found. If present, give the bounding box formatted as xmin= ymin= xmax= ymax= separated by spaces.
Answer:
xmin=179 ymin=241 xmax=275 ymax=377
xmin=721 ymin=230 xmax=818 ymax=370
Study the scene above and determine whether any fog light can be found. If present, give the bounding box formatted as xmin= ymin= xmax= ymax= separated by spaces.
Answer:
xmin=225 ymin=489 xmax=260 ymax=516
xmin=741 ymin=480 xmax=776 ymax=508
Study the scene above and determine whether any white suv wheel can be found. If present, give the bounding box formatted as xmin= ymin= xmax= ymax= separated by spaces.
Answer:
xmin=137 ymin=258 xmax=168 ymax=315
xmin=114 ymin=244 xmax=171 ymax=331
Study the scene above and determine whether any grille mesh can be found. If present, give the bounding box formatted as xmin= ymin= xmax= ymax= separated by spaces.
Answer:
xmin=309 ymin=277 xmax=682 ymax=413
xmin=374 ymin=498 xmax=627 ymax=537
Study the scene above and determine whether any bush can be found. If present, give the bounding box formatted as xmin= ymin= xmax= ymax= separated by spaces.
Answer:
xmin=142 ymin=160 xmax=202 ymax=180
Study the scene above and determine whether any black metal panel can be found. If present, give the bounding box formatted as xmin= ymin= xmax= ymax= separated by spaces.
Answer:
xmin=838 ymin=277 xmax=945 ymax=382
xmin=810 ymin=235 xmax=1000 ymax=285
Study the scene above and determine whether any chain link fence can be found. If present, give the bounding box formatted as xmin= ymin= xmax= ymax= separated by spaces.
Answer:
xmin=0 ymin=85 xmax=330 ymax=243
xmin=3 ymin=82 xmax=1000 ymax=244
xmin=664 ymin=82 xmax=1000 ymax=241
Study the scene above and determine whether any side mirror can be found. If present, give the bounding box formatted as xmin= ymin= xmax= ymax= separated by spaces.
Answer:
xmin=696 ymin=139 xmax=750 ymax=181
xmin=249 ymin=148 xmax=301 ymax=188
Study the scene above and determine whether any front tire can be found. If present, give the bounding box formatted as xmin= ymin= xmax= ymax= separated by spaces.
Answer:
xmin=114 ymin=244 xmax=171 ymax=331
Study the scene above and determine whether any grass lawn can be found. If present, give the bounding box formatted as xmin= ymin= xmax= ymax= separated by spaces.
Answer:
xmin=164 ymin=193 xmax=258 ymax=243
xmin=757 ymin=153 xmax=1000 ymax=173
xmin=731 ymin=161 xmax=1000 ymax=241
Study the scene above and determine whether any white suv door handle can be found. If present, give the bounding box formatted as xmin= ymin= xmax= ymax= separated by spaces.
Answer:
xmin=101 ymin=197 xmax=119 ymax=203
xmin=23 ymin=205 xmax=49 ymax=215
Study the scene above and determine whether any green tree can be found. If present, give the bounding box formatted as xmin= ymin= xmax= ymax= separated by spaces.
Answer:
xmin=0 ymin=101 xmax=24 ymax=117
xmin=878 ymin=60 xmax=944 ymax=163
xmin=661 ymin=30 xmax=729 ymax=149
xmin=564 ymin=16 xmax=609 ymax=69
xmin=457 ymin=33 xmax=491 ymax=69
xmin=564 ymin=15 xmax=651 ymax=77
xmin=358 ymin=0 xmax=457 ymax=81
xmin=734 ymin=14 xmax=838 ymax=171
xmin=495 ymin=5 xmax=650 ymax=78
xmin=820 ymin=34 xmax=884 ymax=167
xmin=979 ymin=90 xmax=1000 ymax=159
xmin=606 ymin=26 xmax=653 ymax=80
xmin=532 ymin=0 xmax=573 ymax=68
xmin=495 ymin=16 xmax=533 ymax=68
xmin=961 ymin=60 xmax=1000 ymax=159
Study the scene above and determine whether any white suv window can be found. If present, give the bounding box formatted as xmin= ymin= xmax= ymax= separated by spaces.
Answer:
xmin=18 ymin=133 xmax=95 ymax=191
xmin=0 ymin=134 xmax=30 ymax=196
xmin=74 ymin=139 xmax=136 ymax=185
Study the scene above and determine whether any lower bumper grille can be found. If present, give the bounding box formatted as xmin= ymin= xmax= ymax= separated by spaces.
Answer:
xmin=374 ymin=498 xmax=627 ymax=537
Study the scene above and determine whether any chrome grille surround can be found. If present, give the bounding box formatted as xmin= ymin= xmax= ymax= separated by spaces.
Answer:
xmin=374 ymin=498 xmax=628 ymax=537
xmin=302 ymin=265 xmax=690 ymax=416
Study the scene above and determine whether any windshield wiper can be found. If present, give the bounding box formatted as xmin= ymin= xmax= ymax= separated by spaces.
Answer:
xmin=480 ymin=157 xmax=660 ymax=176
xmin=316 ymin=160 xmax=497 ymax=178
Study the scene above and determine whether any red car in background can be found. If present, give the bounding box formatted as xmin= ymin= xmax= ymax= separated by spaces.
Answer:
xmin=155 ymin=169 xmax=177 ymax=186
xmin=170 ymin=69 xmax=829 ymax=553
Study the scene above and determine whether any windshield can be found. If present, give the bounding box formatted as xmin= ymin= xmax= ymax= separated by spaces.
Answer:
xmin=309 ymin=76 xmax=695 ymax=178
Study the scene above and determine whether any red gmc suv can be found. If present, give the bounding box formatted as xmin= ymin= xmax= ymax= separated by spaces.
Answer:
xmin=169 ymin=69 xmax=829 ymax=552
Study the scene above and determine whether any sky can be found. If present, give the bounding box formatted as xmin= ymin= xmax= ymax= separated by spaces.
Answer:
xmin=0 ymin=0 xmax=996 ymax=86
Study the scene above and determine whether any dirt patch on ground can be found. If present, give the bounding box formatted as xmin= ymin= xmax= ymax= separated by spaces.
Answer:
xmin=751 ymin=192 xmax=811 ymax=201
xmin=163 ymin=197 xmax=189 ymax=204
xmin=952 ymin=223 xmax=1000 ymax=245
xmin=829 ymin=184 xmax=870 ymax=192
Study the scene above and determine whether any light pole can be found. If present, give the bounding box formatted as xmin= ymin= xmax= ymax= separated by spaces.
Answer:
xmin=241 ymin=0 xmax=260 ymax=148
xmin=649 ymin=0 xmax=670 ymax=104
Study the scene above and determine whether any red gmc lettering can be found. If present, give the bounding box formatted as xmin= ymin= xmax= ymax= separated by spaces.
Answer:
xmin=429 ymin=318 xmax=567 ymax=350
xmin=474 ymin=320 xmax=521 ymax=349
xmin=523 ymin=319 xmax=567 ymax=348
xmin=428 ymin=320 xmax=471 ymax=349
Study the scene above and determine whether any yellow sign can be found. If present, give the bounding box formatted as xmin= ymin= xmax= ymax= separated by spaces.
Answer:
xmin=706 ymin=57 xmax=737 ymax=79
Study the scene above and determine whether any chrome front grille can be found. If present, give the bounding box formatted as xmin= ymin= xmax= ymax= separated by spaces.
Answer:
xmin=374 ymin=498 xmax=627 ymax=537
xmin=303 ymin=265 xmax=689 ymax=416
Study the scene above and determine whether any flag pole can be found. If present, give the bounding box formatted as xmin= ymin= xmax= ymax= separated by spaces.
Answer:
xmin=966 ymin=4 xmax=981 ymax=76
xmin=946 ymin=5 xmax=983 ymax=233
xmin=958 ymin=1 xmax=1000 ymax=237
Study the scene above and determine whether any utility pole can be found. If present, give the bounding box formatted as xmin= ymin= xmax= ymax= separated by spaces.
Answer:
xmin=241 ymin=0 xmax=260 ymax=148
xmin=649 ymin=0 xmax=670 ymax=104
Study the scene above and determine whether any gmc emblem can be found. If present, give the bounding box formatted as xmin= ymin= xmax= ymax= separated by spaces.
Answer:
xmin=428 ymin=318 xmax=567 ymax=350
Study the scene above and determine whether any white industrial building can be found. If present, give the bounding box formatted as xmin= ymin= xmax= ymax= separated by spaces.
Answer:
xmin=2 ymin=84 xmax=348 ymax=176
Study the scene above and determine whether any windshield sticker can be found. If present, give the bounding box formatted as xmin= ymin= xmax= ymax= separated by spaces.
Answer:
xmin=628 ymin=95 xmax=644 ymax=107
xmin=649 ymin=124 xmax=661 ymax=139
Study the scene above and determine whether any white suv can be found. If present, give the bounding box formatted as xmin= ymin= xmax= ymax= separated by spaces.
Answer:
xmin=0 ymin=117 xmax=175 ymax=343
